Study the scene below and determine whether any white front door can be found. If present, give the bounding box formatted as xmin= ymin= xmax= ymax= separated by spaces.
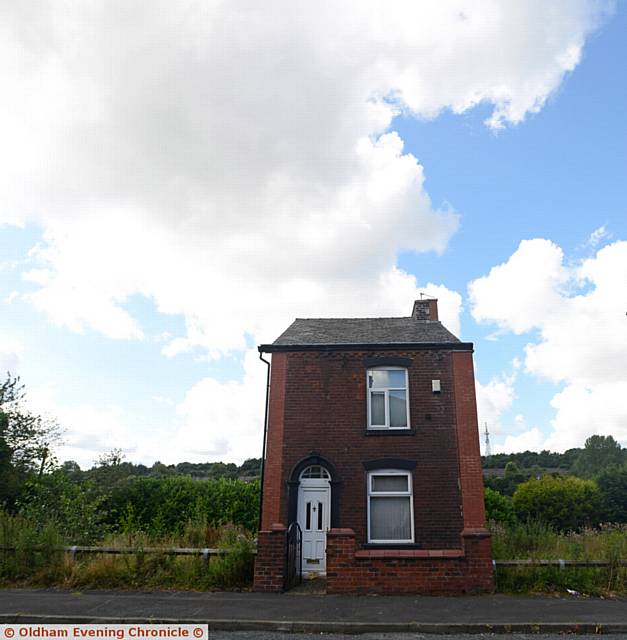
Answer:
xmin=297 ymin=485 xmax=330 ymax=573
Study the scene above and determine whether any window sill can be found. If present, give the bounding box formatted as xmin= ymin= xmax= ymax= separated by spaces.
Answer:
xmin=356 ymin=548 xmax=464 ymax=559
xmin=363 ymin=543 xmax=421 ymax=549
xmin=365 ymin=428 xmax=415 ymax=436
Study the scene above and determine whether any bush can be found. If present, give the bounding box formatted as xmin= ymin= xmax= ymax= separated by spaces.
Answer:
xmin=18 ymin=470 xmax=107 ymax=544
xmin=484 ymin=487 xmax=516 ymax=525
xmin=513 ymin=475 xmax=603 ymax=531
xmin=596 ymin=464 xmax=627 ymax=523
xmin=106 ymin=476 xmax=260 ymax=535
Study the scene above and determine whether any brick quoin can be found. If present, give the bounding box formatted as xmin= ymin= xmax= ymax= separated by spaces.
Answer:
xmin=254 ymin=300 xmax=494 ymax=594
xmin=260 ymin=353 xmax=287 ymax=531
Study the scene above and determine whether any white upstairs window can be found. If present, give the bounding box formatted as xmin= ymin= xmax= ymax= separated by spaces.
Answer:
xmin=367 ymin=367 xmax=410 ymax=429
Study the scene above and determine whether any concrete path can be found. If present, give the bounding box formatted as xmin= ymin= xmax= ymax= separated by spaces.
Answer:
xmin=1 ymin=589 xmax=626 ymax=634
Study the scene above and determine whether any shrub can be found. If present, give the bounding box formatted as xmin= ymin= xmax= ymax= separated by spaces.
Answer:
xmin=484 ymin=487 xmax=516 ymax=525
xmin=18 ymin=470 xmax=107 ymax=544
xmin=106 ymin=476 xmax=260 ymax=535
xmin=596 ymin=464 xmax=627 ymax=523
xmin=513 ymin=475 xmax=603 ymax=531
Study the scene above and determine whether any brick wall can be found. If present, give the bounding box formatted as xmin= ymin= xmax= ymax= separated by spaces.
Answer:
xmin=452 ymin=351 xmax=487 ymax=529
xmin=253 ymin=524 xmax=287 ymax=592
xmin=257 ymin=344 xmax=493 ymax=594
xmin=327 ymin=528 xmax=493 ymax=594
xmin=262 ymin=348 xmax=464 ymax=548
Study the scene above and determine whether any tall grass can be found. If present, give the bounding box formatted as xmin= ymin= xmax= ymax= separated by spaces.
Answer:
xmin=491 ymin=521 xmax=627 ymax=596
xmin=0 ymin=511 xmax=254 ymax=590
xmin=4 ymin=509 xmax=626 ymax=596
xmin=0 ymin=511 xmax=65 ymax=583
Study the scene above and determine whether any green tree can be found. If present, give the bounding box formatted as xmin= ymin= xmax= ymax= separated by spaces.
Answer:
xmin=513 ymin=475 xmax=603 ymax=531
xmin=60 ymin=460 xmax=82 ymax=479
xmin=0 ymin=374 xmax=63 ymax=510
xmin=572 ymin=435 xmax=626 ymax=478
xmin=596 ymin=464 xmax=627 ymax=523
xmin=484 ymin=487 xmax=516 ymax=525
xmin=150 ymin=461 xmax=175 ymax=476
xmin=490 ymin=461 xmax=529 ymax=496
xmin=239 ymin=458 xmax=262 ymax=477
xmin=18 ymin=469 xmax=107 ymax=543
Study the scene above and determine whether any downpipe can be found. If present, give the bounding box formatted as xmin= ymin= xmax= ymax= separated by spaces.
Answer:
xmin=258 ymin=349 xmax=271 ymax=531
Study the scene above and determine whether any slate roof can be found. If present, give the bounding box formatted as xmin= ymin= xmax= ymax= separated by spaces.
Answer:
xmin=269 ymin=316 xmax=461 ymax=347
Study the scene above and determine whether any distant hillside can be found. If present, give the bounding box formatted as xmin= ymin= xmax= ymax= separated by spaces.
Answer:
xmin=481 ymin=448 xmax=582 ymax=470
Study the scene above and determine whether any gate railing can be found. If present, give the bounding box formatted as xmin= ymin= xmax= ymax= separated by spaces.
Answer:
xmin=285 ymin=522 xmax=303 ymax=590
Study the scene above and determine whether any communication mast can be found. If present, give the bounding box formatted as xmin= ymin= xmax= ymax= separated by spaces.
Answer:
xmin=483 ymin=422 xmax=491 ymax=459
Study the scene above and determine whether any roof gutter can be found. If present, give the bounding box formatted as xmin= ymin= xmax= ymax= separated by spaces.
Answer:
xmin=258 ymin=342 xmax=474 ymax=353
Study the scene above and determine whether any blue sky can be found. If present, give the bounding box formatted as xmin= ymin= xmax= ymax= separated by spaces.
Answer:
xmin=1 ymin=2 xmax=625 ymax=466
xmin=396 ymin=7 xmax=627 ymax=444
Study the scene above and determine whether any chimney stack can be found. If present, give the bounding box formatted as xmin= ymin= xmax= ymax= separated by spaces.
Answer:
xmin=412 ymin=298 xmax=438 ymax=321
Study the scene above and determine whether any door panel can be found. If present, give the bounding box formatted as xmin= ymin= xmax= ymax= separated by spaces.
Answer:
xmin=297 ymin=485 xmax=330 ymax=573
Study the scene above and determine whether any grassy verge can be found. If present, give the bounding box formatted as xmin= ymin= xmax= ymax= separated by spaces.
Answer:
xmin=0 ymin=512 xmax=254 ymax=590
xmin=491 ymin=521 xmax=627 ymax=597
xmin=3 ymin=511 xmax=626 ymax=595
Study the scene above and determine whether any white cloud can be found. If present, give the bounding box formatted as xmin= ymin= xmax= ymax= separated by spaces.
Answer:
xmin=495 ymin=427 xmax=547 ymax=454
xmin=470 ymin=239 xmax=627 ymax=450
xmin=27 ymin=383 xmax=140 ymax=468
xmin=25 ymin=351 xmax=268 ymax=467
xmin=0 ymin=336 xmax=23 ymax=373
xmin=469 ymin=239 xmax=569 ymax=335
xmin=0 ymin=2 xmax=612 ymax=461
xmin=2 ymin=1 xmax=610 ymax=353
xmin=545 ymin=382 xmax=627 ymax=452
xmin=171 ymin=348 xmax=266 ymax=463
xmin=586 ymin=225 xmax=610 ymax=247
xmin=476 ymin=372 xmax=516 ymax=437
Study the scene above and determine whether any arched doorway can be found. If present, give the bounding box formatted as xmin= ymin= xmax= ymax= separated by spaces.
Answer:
xmin=297 ymin=465 xmax=331 ymax=573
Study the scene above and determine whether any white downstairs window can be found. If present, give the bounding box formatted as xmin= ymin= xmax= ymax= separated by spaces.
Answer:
xmin=367 ymin=367 xmax=410 ymax=429
xmin=367 ymin=470 xmax=414 ymax=543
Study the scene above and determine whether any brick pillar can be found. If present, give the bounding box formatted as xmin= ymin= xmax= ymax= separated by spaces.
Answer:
xmin=326 ymin=528 xmax=356 ymax=594
xmin=452 ymin=351 xmax=488 ymax=530
xmin=253 ymin=523 xmax=287 ymax=592
xmin=462 ymin=528 xmax=495 ymax=592
xmin=261 ymin=353 xmax=288 ymax=530
xmin=452 ymin=350 xmax=493 ymax=592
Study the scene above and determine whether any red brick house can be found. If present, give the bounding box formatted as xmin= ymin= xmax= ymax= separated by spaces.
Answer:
xmin=253 ymin=299 xmax=493 ymax=594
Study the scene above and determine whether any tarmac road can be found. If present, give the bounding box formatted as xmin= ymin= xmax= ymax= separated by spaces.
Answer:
xmin=207 ymin=634 xmax=625 ymax=639
xmin=2 ymin=589 xmax=627 ymax=635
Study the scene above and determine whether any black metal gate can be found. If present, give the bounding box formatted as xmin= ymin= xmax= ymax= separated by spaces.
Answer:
xmin=285 ymin=522 xmax=302 ymax=590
